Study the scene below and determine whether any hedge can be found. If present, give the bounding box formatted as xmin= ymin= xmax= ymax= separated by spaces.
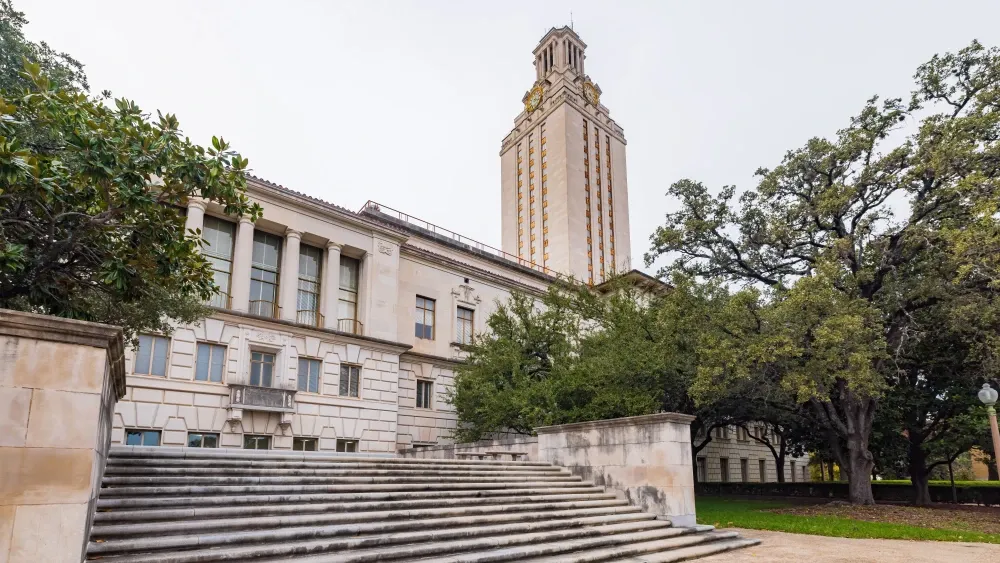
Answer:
xmin=695 ymin=481 xmax=1000 ymax=505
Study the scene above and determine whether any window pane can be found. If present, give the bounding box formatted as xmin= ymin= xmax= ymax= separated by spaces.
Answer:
xmin=299 ymin=245 xmax=322 ymax=279
xmin=151 ymin=337 xmax=168 ymax=377
xmin=350 ymin=366 xmax=359 ymax=397
xmin=339 ymin=364 xmax=350 ymax=396
xmin=205 ymin=434 xmax=218 ymax=448
xmin=262 ymin=357 xmax=273 ymax=387
xmin=135 ymin=335 xmax=152 ymax=374
xmin=210 ymin=346 xmax=225 ymax=382
xmin=339 ymin=256 xmax=359 ymax=290
xmin=297 ymin=358 xmax=308 ymax=392
xmin=195 ymin=343 xmax=210 ymax=381
xmin=188 ymin=433 xmax=203 ymax=447
xmin=309 ymin=360 xmax=320 ymax=394
xmin=203 ymin=216 xmax=235 ymax=260
xmin=125 ymin=430 xmax=142 ymax=445
xmin=142 ymin=431 xmax=160 ymax=446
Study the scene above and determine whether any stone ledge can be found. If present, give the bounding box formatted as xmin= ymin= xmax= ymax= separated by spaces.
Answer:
xmin=0 ymin=309 xmax=125 ymax=399
xmin=535 ymin=412 xmax=696 ymax=435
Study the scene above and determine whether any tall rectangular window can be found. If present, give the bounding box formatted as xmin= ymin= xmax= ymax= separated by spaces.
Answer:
xmin=338 ymin=256 xmax=360 ymax=333
xmin=249 ymin=351 xmax=275 ymax=387
xmin=249 ymin=230 xmax=281 ymax=318
xmin=297 ymin=358 xmax=321 ymax=394
xmin=202 ymin=216 xmax=235 ymax=308
xmin=759 ymin=459 xmax=767 ymax=482
xmin=456 ymin=307 xmax=474 ymax=345
xmin=297 ymin=244 xmax=322 ymax=326
xmin=697 ymin=457 xmax=707 ymax=482
xmin=720 ymin=458 xmax=730 ymax=483
xmin=195 ymin=343 xmax=226 ymax=383
xmin=416 ymin=379 xmax=433 ymax=409
xmin=740 ymin=459 xmax=749 ymax=483
xmin=790 ymin=461 xmax=797 ymax=482
xmin=339 ymin=364 xmax=360 ymax=398
xmin=134 ymin=334 xmax=169 ymax=377
xmin=414 ymin=296 xmax=435 ymax=340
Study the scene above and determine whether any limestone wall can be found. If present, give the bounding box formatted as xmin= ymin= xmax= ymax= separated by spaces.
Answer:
xmin=0 ymin=309 xmax=125 ymax=563
xmin=536 ymin=413 xmax=697 ymax=527
xmin=398 ymin=436 xmax=538 ymax=460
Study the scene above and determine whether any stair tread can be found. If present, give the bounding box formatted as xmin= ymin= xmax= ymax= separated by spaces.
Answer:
xmin=91 ymin=499 xmax=632 ymax=536
xmin=602 ymin=537 xmax=763 ymax=563
xmin=511 ymin=528 xmax=732 ymax=563
xmin=88 ymin=514 xmax=662 ymax=561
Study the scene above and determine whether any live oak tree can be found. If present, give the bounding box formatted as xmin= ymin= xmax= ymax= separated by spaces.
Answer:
xmin=646 ymin=41 xmax=1000 ymax=504
xmin=0 ymin=59 xmax=261 ymax=342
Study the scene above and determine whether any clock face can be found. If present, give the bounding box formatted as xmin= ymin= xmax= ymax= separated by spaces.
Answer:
xmin=584 ymin=82 xmax=600 ymax=106
xmin=525 ymin=86 xmax=544 ymax=112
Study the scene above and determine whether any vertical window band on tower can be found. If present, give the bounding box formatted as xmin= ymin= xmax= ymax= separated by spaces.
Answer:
xmin=594 ymin=126 xmax=605 ymax=281
xmin=516 ymin=143 xmax=523 ymax=258
xmin=528 ymin=134 xmax=535 ymax=265
xmin=583 ymin=119 xmax=594 ymax=285
xmin=606 ymin=135 xmax=615 ymax=268
xmin=540 ymin=123 xmax=547 ymax=268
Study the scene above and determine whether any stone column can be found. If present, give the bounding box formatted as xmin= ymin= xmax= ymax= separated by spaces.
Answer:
xmin=279 ymin=228 xmax=301 ymax=322
xmin=184 ymin=198 xmax=207 ymax=240
xmin=357 ymin=250 xmax=371 ymax=336
xmin=536 ymin=412 xmax=697 ymax=527
xmin=0 ymin=309 xmax=125 ymax=563
xmin=322 ymin=242 xmax=342 ymax=330
xmin=229 ymin=217 xmax=255 ymax=312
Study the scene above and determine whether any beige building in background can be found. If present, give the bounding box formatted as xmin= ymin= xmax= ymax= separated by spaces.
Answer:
xmin=108 ymin=27 xmax=809 ymax=481
xmin=500 ymin=26 xmax=631 ymax=284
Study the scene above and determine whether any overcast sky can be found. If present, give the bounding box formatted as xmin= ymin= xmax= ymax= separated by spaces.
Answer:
xmin=16 ymin=0 xmax=1000 ymax=272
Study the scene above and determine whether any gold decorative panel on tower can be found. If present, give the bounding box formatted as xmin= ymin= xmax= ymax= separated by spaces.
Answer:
xmin=500 ymin=26 xmax=631 ymax=284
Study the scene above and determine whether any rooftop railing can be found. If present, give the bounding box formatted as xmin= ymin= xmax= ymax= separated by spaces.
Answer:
xmin=359 ymin=201 xmax=567 ymax=280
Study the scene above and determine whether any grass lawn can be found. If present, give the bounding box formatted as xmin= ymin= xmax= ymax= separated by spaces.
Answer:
xmin=696 ymin=497 xmax=1000 ymax=544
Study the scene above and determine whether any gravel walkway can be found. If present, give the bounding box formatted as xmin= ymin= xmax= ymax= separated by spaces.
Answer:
xmin=697 ymin=528 xmax=1000 ymax=562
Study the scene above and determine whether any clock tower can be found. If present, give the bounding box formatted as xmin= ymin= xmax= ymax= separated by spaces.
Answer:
xmin=500 ymin=26 xmax=631 ymax=284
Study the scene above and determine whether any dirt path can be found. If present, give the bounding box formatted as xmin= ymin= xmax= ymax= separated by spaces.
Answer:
xmin=698 ymin=528 xmax=1000 ymax=562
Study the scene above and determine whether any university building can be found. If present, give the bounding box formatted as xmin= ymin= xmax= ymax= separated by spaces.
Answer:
xmin=111 ymin=27 xmax=810 ymax=480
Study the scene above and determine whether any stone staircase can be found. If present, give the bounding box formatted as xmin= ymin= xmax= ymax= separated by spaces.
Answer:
xmin=86 ymin=447 xmax=758 ymax=562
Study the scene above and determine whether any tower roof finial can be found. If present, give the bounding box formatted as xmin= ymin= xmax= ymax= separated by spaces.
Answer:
xmin=570 ymin=11 xmax=574 ymax=30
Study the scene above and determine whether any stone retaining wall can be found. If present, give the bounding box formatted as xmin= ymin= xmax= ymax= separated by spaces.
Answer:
xmin=0 ymin=309 xmax=125 ymax=563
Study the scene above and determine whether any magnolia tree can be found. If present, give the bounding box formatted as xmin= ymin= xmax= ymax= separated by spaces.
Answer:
xmin=646 ymin=41 xmax=1000 ymax=504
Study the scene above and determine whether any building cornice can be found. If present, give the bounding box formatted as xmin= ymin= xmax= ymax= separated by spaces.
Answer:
xmin=400 ymin=349 xmax=466 ymax=367
xmin=246 ymin=177 xmax=410 ymax=245
xmin=400 ymin=244 xmax=549 ymax=296
xmin=208 ymin=308 xmax=413 ymax=355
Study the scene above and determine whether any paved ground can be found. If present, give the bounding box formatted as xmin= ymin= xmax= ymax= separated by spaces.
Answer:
xmin=698 ymin=528 xmax=1000 ymax=562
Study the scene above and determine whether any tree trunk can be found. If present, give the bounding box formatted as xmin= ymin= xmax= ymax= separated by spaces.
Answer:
xmin=827 ymin=461 xmax=835 ymax=481
xmin=990 ymin=462 xmax=999 ymax=481
xmin=845 ymin=432 xmax=876 ymax=505
xmin=776 ymin=456 xmax=786 ymax=483
xmin=907 ymin=440 xmax=932 ymax=506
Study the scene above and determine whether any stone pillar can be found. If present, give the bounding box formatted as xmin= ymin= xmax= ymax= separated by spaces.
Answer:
xmin=279 ymin=228 xmax=301 ymax=322
xmin=0 ymin=309 xmax=125 ymax=563
xmin=184 ymin=198 xmax=207 ymax=240
xmin=229 ymin=217 xmax=255 ymax=312
xmin=535 ymin=412 xmax=697 ymax=527
xmin=322 ymin=242 xmax=342 ymax=330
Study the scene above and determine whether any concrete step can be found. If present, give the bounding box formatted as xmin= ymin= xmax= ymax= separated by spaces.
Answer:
xmin=101 ymin=474 xmax=581 ymax=487
xmin=109 ymin=446 xmax=553 ymax=467
xmin=87 ymin=510 xmax=656 ymax=558
xmin=95 ymin=487 xmax=609 ymax=510
xmin=105 ymin=457 xmax=561 ymax=473
xmin=599 ymin=537 xmax=762 ymax=562
xmin=94 ymin=492 xmax=619 ymax=523
xmin=96 ymin=480 xmax=597 ymax=498
xmin=253 ymin=523 xmax=703 ymax=563
xmin=103 ymin=466 xmax=567 ymax=478
xmin=511 ymin=529 xmax=737 ymax=562
xmin=91 ymin=499 xmax=633 ymax=538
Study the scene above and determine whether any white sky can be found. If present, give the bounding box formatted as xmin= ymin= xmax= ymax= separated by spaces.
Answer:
xmin=16 ymin=0 xmax=1000 ymax=272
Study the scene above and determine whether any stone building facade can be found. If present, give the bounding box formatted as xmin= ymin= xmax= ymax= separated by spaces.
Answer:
xmin=695 ymin=425 xmax=812 ymax=483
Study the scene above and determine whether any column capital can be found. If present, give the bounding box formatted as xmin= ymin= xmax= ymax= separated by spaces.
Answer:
xmin=186 ymin=198 xmax=208 ymax=212
xmin=238 ymin=215 xmax=255 ymax=226
xmin=285 ymin=227 xmax=302 ymax=239
xmin=327 ymin=241 xmax=343 ymax=251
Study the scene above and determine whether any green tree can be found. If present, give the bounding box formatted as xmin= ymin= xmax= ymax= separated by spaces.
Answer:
xmin=647 ymin=41 xmax=1000 ymax=504
xmin=0 ymin=0 xmax=87 ymax=93
xmin=0 ymin=61 xmax=261 ymax=342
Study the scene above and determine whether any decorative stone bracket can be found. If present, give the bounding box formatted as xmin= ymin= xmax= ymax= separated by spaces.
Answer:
xmin=227 ymin=384 xmax=297 ymax=432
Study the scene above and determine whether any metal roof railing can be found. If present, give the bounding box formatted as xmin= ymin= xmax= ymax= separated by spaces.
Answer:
xmin=358 ymin=200 xmax=567 ymax=280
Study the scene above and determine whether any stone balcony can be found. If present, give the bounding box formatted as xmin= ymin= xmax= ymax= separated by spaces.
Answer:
xmin=226 ymin=384 xmax=296 ymax=431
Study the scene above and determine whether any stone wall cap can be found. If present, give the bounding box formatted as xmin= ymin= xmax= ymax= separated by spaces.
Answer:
xmin=535 ymin=412 xmax=696 ymax=434
xmin=0 ymin=308 xmax=126 ymax=398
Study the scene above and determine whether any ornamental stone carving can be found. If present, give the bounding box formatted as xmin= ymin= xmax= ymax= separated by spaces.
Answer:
xmin=377 ymin=241 xmax=394 ymax=256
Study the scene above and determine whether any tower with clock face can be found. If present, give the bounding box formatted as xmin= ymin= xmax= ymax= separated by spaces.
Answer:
xmin=500 ymin=26 xmax=631 ymax=285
